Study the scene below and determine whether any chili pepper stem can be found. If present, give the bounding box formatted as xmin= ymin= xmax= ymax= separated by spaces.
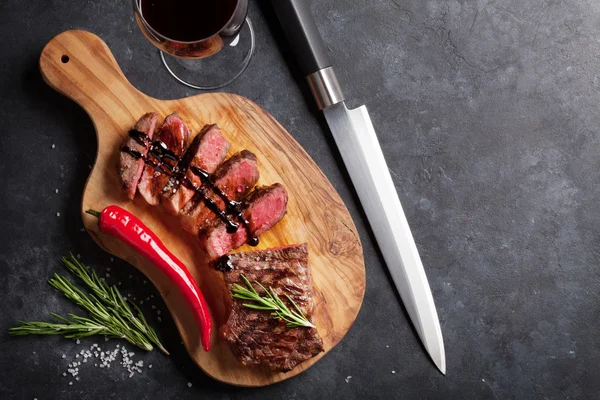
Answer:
xmin=85 ymin=209 xmax=101 ymax=218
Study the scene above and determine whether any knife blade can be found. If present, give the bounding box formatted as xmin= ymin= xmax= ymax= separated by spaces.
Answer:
xmin=270 ymin=0 xmax=446 ymax=374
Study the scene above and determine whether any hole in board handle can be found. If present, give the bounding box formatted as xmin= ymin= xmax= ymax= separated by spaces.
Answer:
xmin=61 ymin=55 xmax=69 ymax=64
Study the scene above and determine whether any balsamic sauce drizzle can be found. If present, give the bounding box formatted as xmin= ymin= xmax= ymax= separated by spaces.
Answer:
xmin=123 ymin=129 xmax=258 ymax=245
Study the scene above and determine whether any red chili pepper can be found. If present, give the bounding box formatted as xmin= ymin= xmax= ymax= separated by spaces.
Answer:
xmin=86 ymin=205 xmax=212 ymax=351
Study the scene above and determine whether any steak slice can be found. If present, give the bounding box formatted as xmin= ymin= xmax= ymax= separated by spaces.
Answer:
xmin=203 ymin=183 xmax=288 ymax=259
xmin=219 ymin=243 xmax=323 ymax=372
xmin=138 ymin=113 xmax=190 ymax=206
xmin=118 ymin=112 xmax=158 ymax=200
xmin=161 ymin=124 xmax=231 ymax=215
xmin=179 ymin=150 xmax=259 ymax=235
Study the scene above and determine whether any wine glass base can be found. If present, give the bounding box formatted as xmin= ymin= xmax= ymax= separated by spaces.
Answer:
xmin=160 ymin=17 xmax=255 ymax=90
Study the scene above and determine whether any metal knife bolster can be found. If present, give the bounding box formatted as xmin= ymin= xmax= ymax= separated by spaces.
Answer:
xmin=307 ymin=67 xmax=344 ymax=110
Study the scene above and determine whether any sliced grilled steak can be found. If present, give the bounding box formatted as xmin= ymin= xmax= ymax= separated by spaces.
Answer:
xmin=203 ymin=183 xmax=288 ymax=259
xmin=179 ymin=150 xmax=259 ymax=235
xmin=161 ymin=124 xmax=231 ymax=215
xmin=219 ymin=244 xmax=323 ymax=372
xmin=118 ymin=112 xmax=158 ymax=200
xmin=138 ymin=113 xmax=190 ymax=206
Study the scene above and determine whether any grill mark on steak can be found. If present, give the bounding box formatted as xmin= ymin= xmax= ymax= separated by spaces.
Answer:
xmin=219 ymin=244 xmax=323 ymax=372
xmin=118 ymin=112 xmax=158 ymax=200
xmin=203 ymin=183 xmax=288 ymax=259
xmin=161 ymin=124 xmax=231 ymax=215
xmin=179 ymin=150 xmax=259 ymax=235
xmin=138 ymin=113 xmax=190 ymax=206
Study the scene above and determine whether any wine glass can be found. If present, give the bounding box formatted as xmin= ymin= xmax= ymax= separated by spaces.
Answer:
xmin=133 ymin=0 xmax=255 ymax=90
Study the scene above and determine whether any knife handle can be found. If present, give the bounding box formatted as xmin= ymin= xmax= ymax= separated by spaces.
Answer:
xmin=270 ymin=0 xmax=331 ymax=76
xmin=270 ymin=0 xmax=344 ymax=109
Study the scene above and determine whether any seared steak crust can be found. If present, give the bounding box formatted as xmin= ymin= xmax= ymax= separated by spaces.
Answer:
xmin=219 ymin=244 xmax=323 ymax=372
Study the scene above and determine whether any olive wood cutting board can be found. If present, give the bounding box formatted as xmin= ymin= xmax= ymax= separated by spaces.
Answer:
xmin=39 ymin=30 xmax=365 ymax=387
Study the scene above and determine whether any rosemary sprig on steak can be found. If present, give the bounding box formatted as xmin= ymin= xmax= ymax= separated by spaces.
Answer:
xmin=230 ymin=274 xmax=316 ymax=329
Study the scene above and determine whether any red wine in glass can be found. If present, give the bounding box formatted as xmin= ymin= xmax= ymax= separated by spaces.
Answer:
xmin=135 ymin=0 xmax=248 ymax=59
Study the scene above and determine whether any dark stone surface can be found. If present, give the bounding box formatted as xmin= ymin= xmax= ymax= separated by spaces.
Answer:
xmin=1 ymin=0 xmax=599 ymax=398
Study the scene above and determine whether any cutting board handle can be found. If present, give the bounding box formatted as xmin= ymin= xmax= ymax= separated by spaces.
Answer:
xmin=40 ymin=30 xmax=149 ymax=121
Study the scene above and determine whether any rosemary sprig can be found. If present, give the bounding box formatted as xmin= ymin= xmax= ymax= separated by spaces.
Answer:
xmin=8 ymin=255 xmax=167 ymax=354
xmin=230 ymin=274 xmax=315 ymax=329
xmin=11 ymin=313 xmax=129 ymax=340
xmin=61 ymin=255 xmax=168 ymax=355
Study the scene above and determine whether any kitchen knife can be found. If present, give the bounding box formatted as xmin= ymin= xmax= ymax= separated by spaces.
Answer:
xmin=270 ymin=0 xmax=446 ymax=374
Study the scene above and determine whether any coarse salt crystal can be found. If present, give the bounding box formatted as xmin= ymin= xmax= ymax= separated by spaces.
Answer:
xmin=52 ymin=144 xmax=56 ymax=149
xmin=55 ymin=189 xmax=59 ymax=194
xmin=56 ymin=212 xmax=61 ymax=217
xmin=392 ymin=370 xmax=396 ymax=374
xmin=151 ymin=305 xmax=156 ymax=310
xmin=157 ymin=310 xmax=161 ymax=315
xmin=106 ymin=273 xmax=110 ymax=278
xmin=69 ymin=382 xmax=73 ymax=386
xmin=157 ymin=317 xmax=162 ymax=322
xmin=187 ymin=382 xmax=192 ymax=388
xmin=110 ymin=257 xmax=114 ymax=262
xmin=148 ymin=364 xmax=152 ymax=369
xmin=62 ymin=354 xmax=66 ymax=359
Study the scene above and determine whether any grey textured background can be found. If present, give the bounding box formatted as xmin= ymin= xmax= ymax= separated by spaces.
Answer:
xmin=1 ymin=0 xmax=599 ymax=398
